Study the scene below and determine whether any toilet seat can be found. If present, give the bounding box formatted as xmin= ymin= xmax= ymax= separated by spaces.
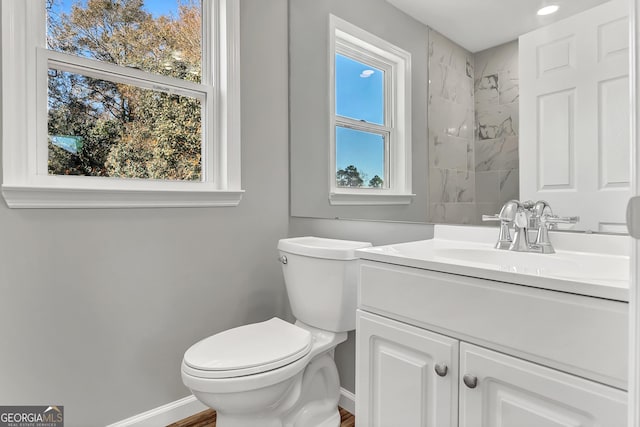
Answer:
xmin=183 ymin=318 xmax=312 ymax=379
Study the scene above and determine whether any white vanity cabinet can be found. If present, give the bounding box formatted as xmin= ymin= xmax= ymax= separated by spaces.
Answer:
xmin=356 ymin=310 xmax=459 ymax=427
xmin=459 ymin=342 xmax=626 ymax=427
xmin=355 ymin=259 xmax=628 ymax=427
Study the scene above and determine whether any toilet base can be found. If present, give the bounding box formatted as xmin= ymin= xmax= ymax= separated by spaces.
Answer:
xmin=217 ymin=405 xmax=340 ymax=427
xmin=214 ymin=352 xmax=342 ymax=427
xmin=184 ymin=323 xmax=348 ymax=427
xmin=318 ymin=410 xmax=341 ymax=427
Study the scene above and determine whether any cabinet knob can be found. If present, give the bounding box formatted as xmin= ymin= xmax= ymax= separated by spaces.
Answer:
xmin=434 ymin=363 xmax=448 ymax=377
xmin=463 ymin=374 xmax=478 ymax=389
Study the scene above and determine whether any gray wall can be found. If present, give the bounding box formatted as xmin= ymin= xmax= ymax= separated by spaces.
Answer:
xmin=289 ymin=0 xmax=429 ymax=222
xmin=0 ymin=1 xmax=290 ymax=425
xmin=289 ymin=217 xmax=435 ymax=393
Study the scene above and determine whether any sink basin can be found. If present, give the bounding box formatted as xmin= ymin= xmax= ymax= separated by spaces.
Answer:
xmin=355 ymin=225 xmax=630 ymax=301
xmin=433 ymin=246 xmax=627 ymax=283
xmin=434 ymin=247 xmax=579 ymax=272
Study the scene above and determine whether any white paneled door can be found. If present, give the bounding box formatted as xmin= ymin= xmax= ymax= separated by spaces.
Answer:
xmin=520 ymin=0 xmax=630 ymax=233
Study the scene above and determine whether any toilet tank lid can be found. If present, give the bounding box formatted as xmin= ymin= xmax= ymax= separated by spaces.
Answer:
xmin=278 ymin=236 xmax=372 ymax=260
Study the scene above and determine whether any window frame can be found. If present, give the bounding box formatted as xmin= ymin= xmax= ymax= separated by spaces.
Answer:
xmin=329 ymin=14 xmax=414 ymax=206
xmin=334 ymin=49 xmax=391 ymax=189
xmin=1 ymin=0 xmax=243 ymax=208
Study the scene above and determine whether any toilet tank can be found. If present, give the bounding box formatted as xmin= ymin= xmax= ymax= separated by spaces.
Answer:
xmin=277 ymin=237 xmax=372 ymax=332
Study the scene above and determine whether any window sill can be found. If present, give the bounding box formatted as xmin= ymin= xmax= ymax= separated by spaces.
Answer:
xmin=1 ymin=185 xmax=244 ymax=208
xmin=329 ymin=192 xmax=415 ymax=206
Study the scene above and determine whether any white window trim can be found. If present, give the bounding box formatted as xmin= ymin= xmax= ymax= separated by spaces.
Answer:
xmin=1 ymin=0 xmax=243 ymax=208
xmin=328 ymin=14 xmax=414 ymax=206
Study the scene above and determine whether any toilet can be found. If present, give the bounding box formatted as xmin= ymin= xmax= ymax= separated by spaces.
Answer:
xmin=181 ymin=236 xmax=372 ymax=427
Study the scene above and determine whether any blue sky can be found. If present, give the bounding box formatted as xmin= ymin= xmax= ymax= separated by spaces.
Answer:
xmin=335 ymin=53 xmax=386 ymax=187
xmin=50 ymin=0 xmax=183 ymax=18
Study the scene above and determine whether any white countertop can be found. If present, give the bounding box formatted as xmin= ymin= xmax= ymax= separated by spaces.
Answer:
xmin=355 ymin=225 xmax=630 ymax=302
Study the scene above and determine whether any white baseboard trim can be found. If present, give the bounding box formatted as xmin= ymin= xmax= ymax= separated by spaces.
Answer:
xmin=107 ymin=389 xmax=354 ymax=426
xmin=105 ymin=395 xmax=206 ymax=427
xmin=339 ymin=387 xmax=355 ymax=415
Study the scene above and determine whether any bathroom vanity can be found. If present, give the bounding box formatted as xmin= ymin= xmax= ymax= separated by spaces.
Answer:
xmin=354 ymin=225 xmax=629 ymax=427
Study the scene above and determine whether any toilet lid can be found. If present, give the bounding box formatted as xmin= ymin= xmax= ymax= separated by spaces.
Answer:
xmin=183 ymin=318 xmax=312 ymax=378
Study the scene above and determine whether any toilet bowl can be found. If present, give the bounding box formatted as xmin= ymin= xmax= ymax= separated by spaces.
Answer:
xmin=182 ymin=319 xmax=346 ymax=426
xmin=181 ymin=237 xmax=372 ymax=427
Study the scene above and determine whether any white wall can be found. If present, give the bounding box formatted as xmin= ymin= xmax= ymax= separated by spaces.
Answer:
xmin=0 ymin=0 xmax=290 ymax=425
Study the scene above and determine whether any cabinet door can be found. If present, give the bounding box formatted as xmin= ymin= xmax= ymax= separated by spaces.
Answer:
xmin=459 ymin=343 xmax=627 ymax=427
xmin=355 ymin=310 xmax=458 ymax=427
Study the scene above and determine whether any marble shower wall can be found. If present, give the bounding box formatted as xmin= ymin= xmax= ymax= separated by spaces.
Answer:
xmin=428 ymin=29 xmax=476 ymax=224
xmin=427 ymin=31 xmax=519 ymax=225
xmin=474 ymin=41 xmax=520 ymax=222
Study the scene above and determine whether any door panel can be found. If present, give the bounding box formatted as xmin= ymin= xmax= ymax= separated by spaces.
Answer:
xmin=520 ymin=0 xmax=630 ymax=232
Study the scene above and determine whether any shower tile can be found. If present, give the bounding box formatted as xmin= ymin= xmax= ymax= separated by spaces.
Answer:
xmin=429 ymin=29 xmax=469 ymax=74
xmin=474 ymin=40 xmax=519 ymax=85
xmin=475 ymin=139 xmax=502 ymax=172
xmin=429 ymin=203 xmax=447 ymax=223
xmin=475 ymin=74 xmax=499 ymax=106
xmin=429 ymin=168 xmax=457 ymax=203
xmin=457 ymin=170 xmax=475 ymax=203
xmin=499 ymin=70 xmax=519 ymax=105
xmin=476 ymin=103 xmax=519 ymax=140
xmin=431 ymin=134 xmax=467 ymax=170
xmin=466 ymin=140 xmax=475 ymax=172
xmin=500 ymin=136 xmax=519 ymax=170
xmin=499 ymin=169 xmax=519 ymax=204
xmin=475 ymin=171 xmax=500 ymax=203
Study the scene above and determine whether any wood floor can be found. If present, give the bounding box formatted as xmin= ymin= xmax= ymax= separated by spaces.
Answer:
xmin=167 ymin=407 xmax=355 ymax=427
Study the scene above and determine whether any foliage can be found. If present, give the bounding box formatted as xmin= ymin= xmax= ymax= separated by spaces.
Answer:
xmin=336 ymin=165 xmax=364 ymax=188
xmin=46 ymin=0 xmax=203 ymax=180
xmin=368 ymin=175 xmax=383 ymax=188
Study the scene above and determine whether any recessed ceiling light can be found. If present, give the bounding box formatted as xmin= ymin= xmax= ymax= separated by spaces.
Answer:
xmin=537 ymin=5 xmax=559 ymax=15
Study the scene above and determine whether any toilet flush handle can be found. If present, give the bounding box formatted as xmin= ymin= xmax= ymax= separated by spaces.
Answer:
xmin=278 ymin=255 xmax=288 ymax=265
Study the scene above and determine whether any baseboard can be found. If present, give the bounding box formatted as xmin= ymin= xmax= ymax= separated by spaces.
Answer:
xmin=107 ymin=389 xmax=354 ymax=426
xmin=339 ymin=387 xmax=355 ymax=414
xmin=105 ymin=395 xmax=206 ymax=427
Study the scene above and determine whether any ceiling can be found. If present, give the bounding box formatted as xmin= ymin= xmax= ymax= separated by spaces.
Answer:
xmin=385 ymin=0 xmax=612 ymax=52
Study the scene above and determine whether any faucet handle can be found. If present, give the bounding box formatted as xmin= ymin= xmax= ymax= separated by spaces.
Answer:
xmin=543 ymin=215 xmax=580 ymax=224
xmin=533 ymin=200 xmax=551 ymax=215
xmin=488 ymin=201 xmax=521 ymax=250
xmin=529 ymin=200 xmax=552 ymax=229
xmin=534 ymin=215 xmax=579 ymax=254
xmin=481 ymin=214 xmax=500 ymax=221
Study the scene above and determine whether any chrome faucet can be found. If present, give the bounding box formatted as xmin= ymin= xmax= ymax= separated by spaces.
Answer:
xmin=483 ymin=200 xmax=579 ymax=253
xmin=483 ymin=200 xmax=519 ymax=249
xmin=510 ymin=201 xmax=532 ymax=252
xmin=531 ymin=200 xmax=554 ymax=253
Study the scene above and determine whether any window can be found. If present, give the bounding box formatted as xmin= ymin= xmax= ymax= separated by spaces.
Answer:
xmin=1 ymin=0 xmax=242 ymax=208
xmin=329 ymin=15 xmax=413 ymax=205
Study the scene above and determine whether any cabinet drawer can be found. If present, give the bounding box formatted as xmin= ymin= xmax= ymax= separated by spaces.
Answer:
xmin=358 ymin=260 xmax=628 ymax=389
